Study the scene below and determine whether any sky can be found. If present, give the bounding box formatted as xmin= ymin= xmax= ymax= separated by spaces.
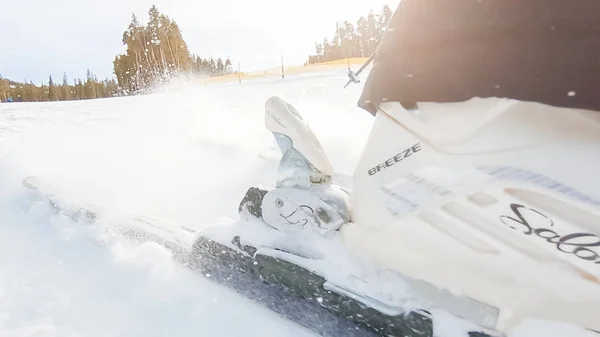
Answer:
xmin=0 ymin=0 xmax=399 ymax=84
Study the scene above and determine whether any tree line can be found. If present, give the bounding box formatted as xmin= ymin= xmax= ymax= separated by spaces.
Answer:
xmin=307 ymin=5 xmax=393 ymax=64
xmin=1 ymin=4 xmax=395 ymax=103
xmin=0 ymin=71 xmax=119 ymax=102
xmin=0 ymin=5 xmax=234 ymax=102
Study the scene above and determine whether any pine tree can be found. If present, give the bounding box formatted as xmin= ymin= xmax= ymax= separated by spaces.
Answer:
xmin=39 ymin=83 xmax=48 ymax=101
xmin=357 ymin=16 xmax=370 ymax=57
xmin=217 ymin=58 xmax=224 ymax=75
xmin=84 ymin=69 xmax=97 ymax=99
xmin=208 ymin=58 xmax=216 ymax=76
xmin=48 ymin=75 xmax=57 ymax=101
xmin=62 ymin=73 xmax=71 ymax=100
xmin=225 ymin=57 xmax=232 ymax=74
xmin=77 ymin=79 xmax=84 ymax=99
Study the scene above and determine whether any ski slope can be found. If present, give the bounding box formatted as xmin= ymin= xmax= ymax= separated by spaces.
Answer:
xmin=0 ymin=69 xmax=373 ymax=337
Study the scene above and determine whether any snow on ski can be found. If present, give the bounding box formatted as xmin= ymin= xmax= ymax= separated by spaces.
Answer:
xmin=21 ymin=176 xmax=389 ymax=337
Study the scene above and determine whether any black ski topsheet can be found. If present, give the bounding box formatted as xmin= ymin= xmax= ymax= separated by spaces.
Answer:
xmin=359 ymin=0 xmax=600 ymax=115
xmin=22 ymin=178 xmax=493 ymax=337
xmin=191 ymin=236 xmax=439 ymax=337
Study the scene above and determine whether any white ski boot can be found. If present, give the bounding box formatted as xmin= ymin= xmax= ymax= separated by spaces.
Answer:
xmin=232 ymin=95 xmax=600 ymax=337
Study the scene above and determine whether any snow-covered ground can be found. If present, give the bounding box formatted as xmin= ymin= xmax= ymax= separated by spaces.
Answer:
xmin=0 ymin=69 xmax=373 ymax=337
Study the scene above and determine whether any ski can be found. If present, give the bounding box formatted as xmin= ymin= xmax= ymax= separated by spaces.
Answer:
xmin=23 ymin=176 xmax=469 ymax=337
